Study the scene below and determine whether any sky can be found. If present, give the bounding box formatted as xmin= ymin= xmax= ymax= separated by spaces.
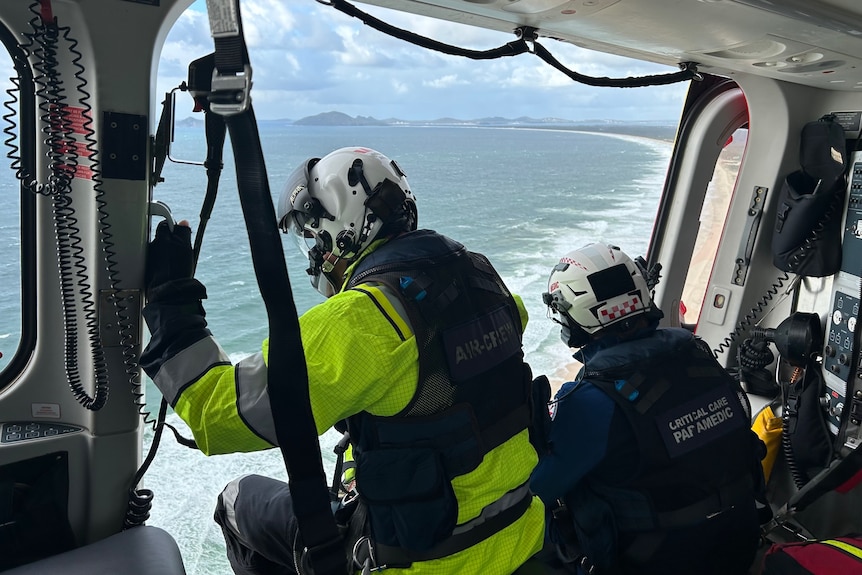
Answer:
xmin=157 ymin=0 xmax=689 ymax=123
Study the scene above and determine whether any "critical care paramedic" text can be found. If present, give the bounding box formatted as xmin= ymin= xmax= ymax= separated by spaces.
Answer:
xmin=669 ymin=396 xmax=734 ymax=444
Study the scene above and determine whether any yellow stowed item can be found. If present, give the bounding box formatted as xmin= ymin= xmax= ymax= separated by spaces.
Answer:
xmin=341 ymin=443 xmax=356 ymax=487
xmin=751 ymin=405 xmax=783 ymax=482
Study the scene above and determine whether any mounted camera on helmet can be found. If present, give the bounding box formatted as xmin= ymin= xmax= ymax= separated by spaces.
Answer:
xmin=543 ymin=243 xmax=658 ymax=348
xmin=277 ymin=147 xmax=417 ymax=297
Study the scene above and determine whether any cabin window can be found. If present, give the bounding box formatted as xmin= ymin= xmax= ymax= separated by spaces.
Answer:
xmin=680 ymin=127 xmax=746 ymax=324
xmin=0 ymin=29 xmax=36 ymax=385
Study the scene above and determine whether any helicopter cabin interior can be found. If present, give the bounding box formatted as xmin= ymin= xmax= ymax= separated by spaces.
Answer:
xmin=2 ymin=0 xmax=862 ymax=574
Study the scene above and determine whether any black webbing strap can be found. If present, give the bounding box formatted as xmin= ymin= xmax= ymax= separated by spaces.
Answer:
xmin=204 ymin=2 xmax=344 ymax=574
xmin=609 ymin=474 xmax=753 ymax=534
xmin=374 ymin=485 xmax=533 ymax=566
xmin=481 ymin=404 xmax=531 ymax=454
xmin=621 ymin=475 xmax=753 ymax=564
xmin=652 ymin=475 xmax=752 ymax=529
xmin=225 ymin=90 xmax=345 ymax=575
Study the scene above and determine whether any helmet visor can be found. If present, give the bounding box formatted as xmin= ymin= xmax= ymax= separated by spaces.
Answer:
xmin=279 ymin=165 xmax=311 ymax=235
xmin=279 ymin=158 xmax=330 ymax=236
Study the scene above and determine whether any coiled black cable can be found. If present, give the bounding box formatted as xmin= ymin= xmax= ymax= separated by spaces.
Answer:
xmin=734 ymin=337 xmax=778 ymax=396
xmin=780 ymin=367 xmax=808 ymax=490
xmin=124 ymin=398 xmax=169 ymax=529
xmin=22 ymin=6 xmax=110 ymax=410
xmin=12 ymin=3 xmax=151 ymax=415
xmin=3 ymin=75 xmax=24 ymax=179
xmin=712 ymin=271 xmax=791 ymax=359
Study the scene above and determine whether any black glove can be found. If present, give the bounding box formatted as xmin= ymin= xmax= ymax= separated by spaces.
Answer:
xmin=145 ymin=221 xmax=204 ymax=303
xmin=141 ymin=220 xmax=211 ymax=377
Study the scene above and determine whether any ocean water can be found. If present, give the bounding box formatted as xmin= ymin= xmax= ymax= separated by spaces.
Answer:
xmin=0 ymin=124 xmax=672 ymax=574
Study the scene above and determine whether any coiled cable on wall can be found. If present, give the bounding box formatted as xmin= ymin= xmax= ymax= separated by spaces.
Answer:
xmin=712 ymin=271 xmax=792 ymax=359
xmin=19 ymin=4 xmax=110 ymax=410
xmin=733 ymin=336 xmax=778 ymax=396
xmin=123 ymin=398 xmax=169 ymax=529
xmin=12 ymin=3 xmax=166 ymax=527
xmin=9 ymin=2 xmax=144 ymax=414
xmin=781 ymin=366 xmax=808 ymax=490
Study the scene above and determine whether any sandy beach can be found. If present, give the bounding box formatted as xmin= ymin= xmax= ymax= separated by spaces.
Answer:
xmin=545 ymin=148 xmax=739 ymax=395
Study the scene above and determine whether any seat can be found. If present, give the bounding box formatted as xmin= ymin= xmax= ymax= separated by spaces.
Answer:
xmin=3 ymin=525 xmax=186 ymax=575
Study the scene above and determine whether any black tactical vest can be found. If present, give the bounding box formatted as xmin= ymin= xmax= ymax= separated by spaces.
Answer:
xmin=585 ymin=339 xmax=757 ymax=531
xmin=569 ymin=337 xmax=760 ymax=569
xmin=344 ymin=230 xmax=534 ymax=557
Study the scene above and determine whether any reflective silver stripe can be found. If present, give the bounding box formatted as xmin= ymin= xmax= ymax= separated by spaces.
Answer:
xmin=221 ymin=475 xmax=250 ymax=541
xmin=451 ymin=482 xmax=531 ymax=536
xmin=235 ymin=351 xmax=277 ymax=445
xmin=360 ymin=282 xmax=413 ymax=338
xmin=154 ymin=336 xmax=231 ymax=404
xmin=373 ymin=283 xmax=411 ymax=329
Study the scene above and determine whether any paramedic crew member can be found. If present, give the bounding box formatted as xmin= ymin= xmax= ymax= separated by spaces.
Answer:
xmin=141 ymin=147 xmax=545 ymax=575
xmin=530 ymin=243 xmax=764 ymax=575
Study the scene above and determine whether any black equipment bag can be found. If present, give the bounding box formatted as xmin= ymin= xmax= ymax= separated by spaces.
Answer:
xmin=772 ymin=114 xmax=847 ymax=277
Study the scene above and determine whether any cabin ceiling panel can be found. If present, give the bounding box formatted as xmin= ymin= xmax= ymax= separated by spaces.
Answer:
xmin=366 ymin=0 xmax=862 ymax=89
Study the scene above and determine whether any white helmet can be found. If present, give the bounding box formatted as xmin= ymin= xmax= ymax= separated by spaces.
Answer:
xmin=277 ymin=147 xmax=417 ymax=296
xmin=543 ymin=243 xmax=654 ymax=348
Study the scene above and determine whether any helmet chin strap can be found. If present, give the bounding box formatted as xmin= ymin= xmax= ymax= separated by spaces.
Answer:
xmin=318 ymin=252 xmax=350 ymax=298
xmin=320 ymin=251 xmax=341 ymax=274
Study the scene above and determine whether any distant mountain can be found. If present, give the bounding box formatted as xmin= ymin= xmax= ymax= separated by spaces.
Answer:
xmin=292 ymin=111 xmax=386 ymax=126
xmin=175 ymin=112 xmax=678 ymax=142
xmin=287 ymin=112 xmax=677 ymax=141
xmin=290 ymin=112 xmax=579 ymax=127
xmin=176 ymin=116 xmax=204 ymax=128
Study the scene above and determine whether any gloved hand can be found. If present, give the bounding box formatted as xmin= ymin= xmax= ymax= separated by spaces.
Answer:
xmin=145 ymin=220 xmax=204 ymax=303
xmin=141 ymin=220 xmax=211 ymax=380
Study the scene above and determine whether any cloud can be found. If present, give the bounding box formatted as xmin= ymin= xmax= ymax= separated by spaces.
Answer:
xmin=157 ymin=0 xmax=688 ymax=121
xmin=423 ymin=75 xmax=464 ymax=89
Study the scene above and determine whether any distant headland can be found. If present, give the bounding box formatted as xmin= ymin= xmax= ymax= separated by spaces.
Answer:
xmin=176 ymin=111 xmax=678 ymax=142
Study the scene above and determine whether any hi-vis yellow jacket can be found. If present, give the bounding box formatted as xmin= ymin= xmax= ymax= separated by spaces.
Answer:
xmin=143 ymin=239 xmax=545 ymax=575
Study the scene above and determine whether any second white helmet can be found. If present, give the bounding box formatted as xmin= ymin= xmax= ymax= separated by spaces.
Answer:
xmin=543 ymin=243 xmax=654 ymax=347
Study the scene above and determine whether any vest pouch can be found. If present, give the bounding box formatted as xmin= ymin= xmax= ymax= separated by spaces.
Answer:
xmin=771 ymin=170 xmax=844 ymax=277
xmin=356 ymin=446 xmax=457 ymax=551
xmin=562 ymin=486 xmax=619 ymax=572
xmin=529 ymin=374 xmax=552 ymax=457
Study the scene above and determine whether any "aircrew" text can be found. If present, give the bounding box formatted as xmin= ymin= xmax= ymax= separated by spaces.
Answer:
xmin=454 ymin=321 xmax=516 ymax=364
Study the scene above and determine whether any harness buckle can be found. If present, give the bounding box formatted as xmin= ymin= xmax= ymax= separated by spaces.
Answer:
xmin=580 ymin=555 xmax=597 ymax=574
xmin=353 ymin=536 xmax=387 ymax=573
xmin=209 ymin=65 xmax=252 ymax=116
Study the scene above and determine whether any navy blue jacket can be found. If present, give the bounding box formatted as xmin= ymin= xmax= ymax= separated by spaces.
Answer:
xmin=530 ymin=327 xmax=761 ymax=575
